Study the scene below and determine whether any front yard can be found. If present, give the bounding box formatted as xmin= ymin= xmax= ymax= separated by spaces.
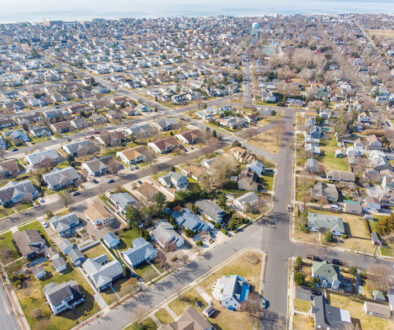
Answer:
xmin=318 ymin=138 xmax=350 ymax=172
xmin=247 ymin=128 xmax=281 ymax=154
xmin=0 ymin=230 xmax=20 ymax=264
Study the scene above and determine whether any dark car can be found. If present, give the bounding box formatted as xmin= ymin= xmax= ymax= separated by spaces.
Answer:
xmin=196 ymin=300 xmax=204 ymax=309
xmin=137 ymin=180 xmax=142 ymax=184
xmin=72 ymin=191 xmax=81 ymax=196
xmin=107 ymin=179 xmax=115 ymax=184
xmin=92 ymin=179 xmax=99 ymax=184
xmin=11 ymin=148 xmax=18 ymax=152
xmin=261 ymin=297 xmax=269 ymax=309
xmin=311 ymin=290 xmax=322 ymax=296
xmin=331 ymin=259 xmax=343 ymax=266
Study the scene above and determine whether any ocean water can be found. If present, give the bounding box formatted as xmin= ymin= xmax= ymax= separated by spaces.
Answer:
xmin=0 ymin=0 xmax=393 ymax=23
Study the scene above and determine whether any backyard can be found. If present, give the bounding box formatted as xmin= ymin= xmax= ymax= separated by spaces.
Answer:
xmin=318 ymin=138 xmax=350 ymax=171
xmin=0 ymin=230 xmax=20 ymax=264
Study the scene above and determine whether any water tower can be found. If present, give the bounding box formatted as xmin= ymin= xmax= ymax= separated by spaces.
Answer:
xmin=252 ymin=22 xmax=259 ymax=38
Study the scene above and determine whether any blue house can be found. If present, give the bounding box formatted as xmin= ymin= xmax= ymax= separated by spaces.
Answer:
xmin=103 ymin=232 xmax=120 ymax=249
xmin=0 ymin=136 xmax=7 ymax=149
xmin=122 ymin=237 xmax=157 ymax=267
xmin=212 ymin=275 xmax=250 ymax=311
xmin=172 ymin=208 xmax=212 ymax=233
xmin=7 ymin=129 xmax=30 ymax=145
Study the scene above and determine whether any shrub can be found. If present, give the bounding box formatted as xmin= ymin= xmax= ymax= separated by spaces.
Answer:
xmin=221 ymin=228 xmax=228 ymax=235
xmin=294 ymin=272 xmax=305 ymax=286
xmin=295 ymin=256 xmax=302 ymax=267
xmin=196 ymin=240 xmax=203 ymax=247
xmin=325 ymin=231 xmax=333 ymax=242
xmin=300 ymin=224 xmax=309 ymax=233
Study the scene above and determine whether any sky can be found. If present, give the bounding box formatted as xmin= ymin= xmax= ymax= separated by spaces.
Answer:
xmin=0 ymin=0 xmax=393 ymax=23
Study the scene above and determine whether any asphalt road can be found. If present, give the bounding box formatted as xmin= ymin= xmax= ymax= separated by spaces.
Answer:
xmin=0 ymin=280 xmax=19 ymax=330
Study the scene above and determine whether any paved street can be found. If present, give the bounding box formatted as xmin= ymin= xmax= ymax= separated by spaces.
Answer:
xmin=0 ymin=280 xmax=19 ymax=330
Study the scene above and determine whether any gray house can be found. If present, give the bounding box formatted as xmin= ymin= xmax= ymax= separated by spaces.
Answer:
xmin=67 ymin=247 xmax=85 ymax=267
xmin=108 ymin=192 xmax=136 ymax=213
xmin=43 ymin=167 xmax=81 ymax=190
xmin=122 ymin=237 xmax=157 ymax=267
xmin=49 ymin=213 xmax=80 ymax=237
xmin=312 ymin=295 xmax=351 ymax=329
xmin=25 ymin=149 xmax=62 ymax=167
xmin=82 ymin=255 xmax=123 ymax=291
xmin=195 ymin=200 xmax=225 ymax=224
xmin=311 ymin=182 xmax=338 ymax=202
xmin=308 ymin=212 xmax=345 ymax=236
xmin=152 ymin=220 xmax=184 ymax=249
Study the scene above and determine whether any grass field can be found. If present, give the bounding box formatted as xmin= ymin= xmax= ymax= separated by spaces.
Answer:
xmin=101 ymin=277 xmax=138 ymax=305
xmin=367 ymin=29 xmax=394 ymax=38
xmin=134 ymin=262 xmax=159 ymax=282
xmin=0 ymin=230 xmax=20 ymax=264
xmin=319 ymin=138 xmax=349 ymax=171
xmin=293 ymin=313 xmax=313 ymax=330
xmin=154 ymin=308 xmax=174 ymax=324
xmin=329 ymin=292 xmax=393 ymax=330
xmin=14 ymin=262 xmax=100 ymax=330
xmin=117 ymin=228 xmax=144 ymax=251
xmin=293 ymin=298 xmax=311 ymax=312
xmin=83 ymin=243 xmax=113 ymax=260
xmin=247 ymin=128 xmax=281 ymax=154
xmin=168 ymin=289 xmax=205 ymax=316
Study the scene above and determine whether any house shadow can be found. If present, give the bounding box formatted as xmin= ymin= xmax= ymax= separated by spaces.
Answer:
xmin=60 ymin=286 xmax=96 ymax=321
xmin=351 ymin=317 xmax=362 ymax=330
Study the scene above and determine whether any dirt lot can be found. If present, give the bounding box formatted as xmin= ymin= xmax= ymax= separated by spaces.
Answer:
xmin=247 ymin=128 xmax=281 ymax=154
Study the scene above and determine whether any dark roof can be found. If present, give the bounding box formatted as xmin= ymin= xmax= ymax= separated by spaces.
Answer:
xmin=13 ymin=230 xmax=45 ymax=256
xmin=43 ymin=280 xmax=82 ymax=307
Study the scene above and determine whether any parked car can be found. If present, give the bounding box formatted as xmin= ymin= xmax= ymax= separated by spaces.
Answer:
xmin=107 ymin=179 xmax=115 ymax=183
xmin=72 ymin=191 xmax=81 ymax=196
xmin=41 ymin=221 xmax=48 ymax=228
xmin=92 ymin=179 xmax=98 ymax=184
xmin=311 ymin=289 xmax=322 ymax=296
xmin=261 ymin=297 xmax=268 ymax=309
xmin=329 ymin=204 xmax=341 ymax=210
xmin=196 ymin=300 xmax=204 ymax=309
xmin=331 ymin=259 xmax=344 ymax=266
xmin=11 ymin=148 xmax=18 ymax=152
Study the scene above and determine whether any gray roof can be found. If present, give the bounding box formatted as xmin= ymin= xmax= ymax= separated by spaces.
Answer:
xmin=152 ymin=220 xmax=184 ymax=248
xmin=62 ymin=139 xmax=95 ymax=155
xmin=49 ymin=213 xmax=79 ymax=234
xmin=308 ymin=212 xmax=345 ymax=234
xmin=312 ymin=295 xmax=351 ymax=329
xmin=126 ymin=123 xmax=154 ymax=136
xmin=0 ymin=180 xmax=37 ymax=204
xmin=13 ymin=230 xmax=45 ymax=256
xmin=25 ymin=149 xmax=61 ymax=166
xmin=311 ymin=182 xmax=338 ymax=201
xmin=43 ymin=167 xmax=81 ymax=188
xmin=67 ymin=247 xmax=84 ymax=263
xmin=109 ymin=192 xmax=136 ymax=211
xmin=234 ymin=192 xmax=260 ymax=205
xmin=82 ymin=255 xmax=123 ymax=288
xmin=43 ymin=280 xmax=82 ymax=307
xmin=103 ymin=232 xmax=120 ymax=246
xmin=58 ymin=239 xmax=73 ymax=252
xmin=195 ymin=200 xmax=225 ymax=222
xmin=122 ymin=237 xmax=157 ymax=266
xmin=152 ymin=118 xmax=177 ymax=130
xmin=52 ymin=256 xmax=67 ymax=270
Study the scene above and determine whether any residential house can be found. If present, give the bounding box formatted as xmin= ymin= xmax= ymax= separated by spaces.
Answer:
xmin=82 ymin=255 xmax=123 ymax=291
xmin=227 ymin=147 xmax=257 ymax=164
xmin=49 ymin=213 xmax=79 ymax=237
xmin=70 ymin=118 xmax=90 ymax=130
xmin=43 ymin=167 xmax=81 ymax=190
xmin=103 ymin=232 xmax=120 ymax=249
xmin=90 ymin=113 xmax=107 ymax=124
xmin=25 ymin=149 xmax=62 ymax=167
xmin=30 ymin=126 xmax=52 ymax=138
xmin=158 ymin=172 xmax=188 ymax=190
xmin=0 ymin=136 xmax=7 ymax=149
xmin=354 ymin=138 xmax=365 ymax=150
xmin=135 ymin=104 xmax=151 ymax=112
xmin=51 ymin=256 xmax=67 ymax=273
xmin=134 ymin=182 xmax=159 ymax=204
xmin=58 ymin=239 xmax=73 ymax=255
xmin=151 ymin=118 xmax=178 ymax=131
xmin=67 ymin=247 xmax=85 ymax=267
xmin=311 ymin=182 xmax=338 ymax=202
xmin=32 ymin=266 xmax=47 ymax=280
xmin=106 ymin=110 xmax=123 ymax=121
xmin=62 ymin=139 xmax=96 ymax=157
xmin=151 ymin=220 xmax=184 ymax=249
xmin=124 ymin=123 xmax=154 ymax=137
xmin=108 ymin=192 xmax=136 ymax=214
xmin=358 ymin=112 xmax=370 ymax=123
xmin=234 ymin=192 xmax=260 ymax=211
xmin=116 ymin=146 xmax=147 ymax=164
xmin=82 ymin=156 xmax=122 ymax=176
xmin=382 ymin=175 xmax=394 ymax=190
xmin=343 ymin=200 xmax=362 ymax=215
xmin=212 ymin=275 xmax=250 ymax=311
xmin=363 ymin=302 xmax=391 ymax=319
xmin=312 ymin=261 xmax=341 ymax=289
xmin=363 ymin=196 xmax=381 ymax=212
xmin=327 ymin=170 xmax=355 ymax=182
xmin=0 ymin=180 xmax=38 ymax=206
xmin=159 ymin=306 xmax=214 ymax=330
xmin=238 ymin=168 xmax=262 ymax=191
xmin=309 ymin=125 xmax=322 ymax=139
xmin=8 ymin=129 xmax=30 ymax=145
xmin=369 ymin=150 xmax=390 ymax=172
xmin=312 ymin=295 xmax=351 ymax=328
xmin=182 ymin=165 xmax=206 ymax=181
xmin=307 ymin=213 xmax=345 ymax=236
xmin=195 ymin=108 xmax=218 ymax=120
xmin=175 ymin=129 xmax=202 ymax=145
xmin=43 ymin=280 xmax=85 ymax=315
xmin=0 ymin=159 xmax=20 ymax=179
xmin=219 ymin=117 xmax=248 ymax=129
xmin=96 ymin=131 xmax=127 ymax=147
xmin=50 ymin=121 xmax=73 ymax=134
xmin=195 ymin=200 xmax=225 ymax=224
xmin=372 ymin=290 xmax=386 ymax=302
xmin=13 ymin=230 xmax=46 ymax=259
xmin=84 ymin=200 xmax=115 ymax=227
xmin=173 ymin=208 xmax=212 ymax=233
xmin=0 ymin=119 xmax=16 ymax=130
xmin=305 ymin=158 xmax=318 ymax=173
xmin=366 ymin=135 xmax=383 ymax=151
xmin=148 ymin=137 xmax=179 ymax=154
xmin=122 ymin=237 xmax=157 ymax=267
xmin=246 ymin=160 xmax=265 ymax=176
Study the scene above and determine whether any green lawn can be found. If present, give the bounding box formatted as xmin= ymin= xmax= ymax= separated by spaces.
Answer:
xmin=117 ymin=229 xmax=144 ymax=251
xmin=13 ymin=262 xmax=100 ymax=330
xmin=154 ymin=308 xmax=173 ymax=324
xmin=134 ymin=262 xmax=159 ymax=282
xmin=261 ymin=174 xmax=274 ymax=192
xmin=142 ymin=317 xmax=158 ymax=329
xmin=0 ymin=207 xmax=15 ymax=218
xmin=168 ymin=289 xmax=205 ymax=316
xmin=293 ymin=298 xmax=311 ymax=312
xmin=0 ymin=231 xmax=20 ymax=264
xmin=83 ymin=243 xmax=113 ymax=260
xmin=18 ymin=221 xmax=52 ymax=246
xmin=318 ymin=138 xmax=350 ymax=171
